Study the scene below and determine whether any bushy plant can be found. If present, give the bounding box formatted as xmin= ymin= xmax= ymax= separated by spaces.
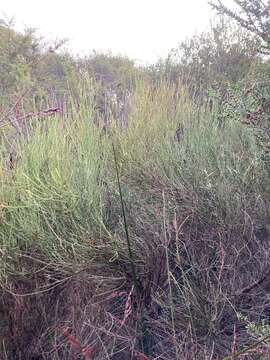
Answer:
xmin=149 ymin=17 xmax=260 ymax=103
xmin=210 ymin=0 xmax=270 ymax=54
xmin=0 ymin=77 xmax=270 ymax=359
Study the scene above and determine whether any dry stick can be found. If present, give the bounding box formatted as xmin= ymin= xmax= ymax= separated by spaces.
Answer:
xmin=234 ymin=268 xmax=270 ymax=297
xmin=111 ymin=141 xmax=150 ymax=357
xmin=222 ymin=334 xmax=270 ymax=360
xmin=0 ymin=89 xmax=29 ymax=124
xmin=0 ymin=40 xmax=65 ymax=125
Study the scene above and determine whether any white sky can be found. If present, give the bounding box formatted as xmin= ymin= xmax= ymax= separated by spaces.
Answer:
xmin=2 ymin=0 xmax=221 ymax=64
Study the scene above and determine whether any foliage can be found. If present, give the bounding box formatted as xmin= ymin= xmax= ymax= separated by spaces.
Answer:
xmin=0 ymin=24 xmax=38 ymax=102
xmin=210 ymin=0 xmax=270 ymax=54
xmin=1 ymin=13 xmax=270 ymax=360
xmin=150 ymin=17 xmax=260 ymax=103
xmin=0 ymin=78 xmax=270 ymax=359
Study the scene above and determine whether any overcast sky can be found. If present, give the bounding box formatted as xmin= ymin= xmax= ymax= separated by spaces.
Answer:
xmin=1 ymin=0 xmax=228 ymax=64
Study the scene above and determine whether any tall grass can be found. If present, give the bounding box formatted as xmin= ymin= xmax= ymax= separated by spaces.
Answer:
xmin=1 ymin=77 xmax=270 ymax=359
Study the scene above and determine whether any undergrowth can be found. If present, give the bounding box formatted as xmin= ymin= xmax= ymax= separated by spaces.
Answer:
xmin=1 ymin=78 xmax=270 ymax=359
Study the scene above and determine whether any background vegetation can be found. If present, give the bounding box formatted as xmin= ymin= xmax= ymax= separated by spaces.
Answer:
xmin=1 ymin=1 xmax=270 ymax=358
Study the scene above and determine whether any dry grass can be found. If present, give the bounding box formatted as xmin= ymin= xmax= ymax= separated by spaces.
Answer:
xmin=0 ymin=78 xmax=270 ymax=359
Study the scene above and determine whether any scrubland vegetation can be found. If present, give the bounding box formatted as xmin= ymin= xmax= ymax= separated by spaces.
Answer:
xmin=1 ymin=1 xmax=270 ymax=359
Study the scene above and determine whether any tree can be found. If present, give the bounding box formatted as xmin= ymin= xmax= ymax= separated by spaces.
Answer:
xmin=0 ymin=21 xmax=76 ymax=110
xmin=209 ymin=0 xmax=270 ymax=54
xmin=150 ymin=17 xmax=260 ymax=101
xmin=0 ymin=23 xmax=40 ymax=103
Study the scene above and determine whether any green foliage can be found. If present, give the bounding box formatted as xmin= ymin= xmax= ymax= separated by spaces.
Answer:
xmin=78 ymin=51 xmax=139 ymax=87
xmin=210 ymin=0 xmax=270 ymax=54
xmin=1 ymin=78 xmax=270 ymax=358
xmin=0 ymin=22 xmax=78 ymax=110
xmin=150 ymin=17 xmax=260 ymax=103
xmin=215 ymin=75 xmax=270 ymax=173
xmin=0 ymin=25 xmax=38 ymax=102
xmin=1 ymin=13 xmax=270 ymax=360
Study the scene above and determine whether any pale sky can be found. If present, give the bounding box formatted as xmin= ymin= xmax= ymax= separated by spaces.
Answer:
xmin=1 ymin=0 xmax=222 ymax=64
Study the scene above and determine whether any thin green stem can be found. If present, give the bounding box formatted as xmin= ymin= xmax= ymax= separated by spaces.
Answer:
xmin=111 ymin=141 xmax=140 ymax=298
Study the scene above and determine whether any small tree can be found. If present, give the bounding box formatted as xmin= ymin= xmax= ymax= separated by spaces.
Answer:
xmin=150 ymin=17 xmax=260 ymax=102
xmin=209 ymin=0 xmax=270 ymax=54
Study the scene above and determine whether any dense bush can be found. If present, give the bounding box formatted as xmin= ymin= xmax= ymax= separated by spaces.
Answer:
xmin=1 ymin=12 xmax=270 ymax=360
xmin=149 ymin=17 xmax=261 ymax=103
xmin=210 ymin=0 xmax=270 ymax=54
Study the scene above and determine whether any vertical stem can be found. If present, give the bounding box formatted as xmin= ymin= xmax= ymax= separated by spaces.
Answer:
xmin=111 ymin=141 xmax=140 ymax=297
xmin=163 ymin=190 xmax=179 ymax=359
xmin=111 ymin=140 xmax=151 ymax=356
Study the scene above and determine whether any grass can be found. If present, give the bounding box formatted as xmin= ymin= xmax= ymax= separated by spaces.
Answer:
xmin=1 ymin=77 xmax=270 ymax=359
